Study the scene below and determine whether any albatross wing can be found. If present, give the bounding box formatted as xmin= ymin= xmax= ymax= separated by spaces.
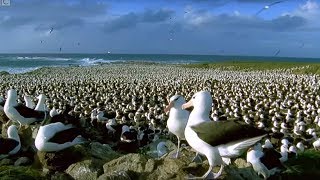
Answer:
xmin=190 ymin=120 xmax=267 ymax=147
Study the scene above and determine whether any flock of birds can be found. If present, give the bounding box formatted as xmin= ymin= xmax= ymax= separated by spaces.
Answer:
xmin=1 ymin=63 xmax=320 ymax=179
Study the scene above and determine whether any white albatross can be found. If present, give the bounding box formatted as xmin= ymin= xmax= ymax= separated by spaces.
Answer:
xmin=24 ymin=95 xmax=35 ymax=109
xmin=0 ymin=125 xmax=21 ymax=158
xmin=35 ymin=121 xmax=85 ymax=152
xmin=4 ymin=89 xmax=46 ymax=128
xmin=246 ymin=143 xmax=282 ymax=179
xmin=182 ymin=91 xmax=267 ymax=179
xmin=164 ymin=95 xmax=190 ymax=158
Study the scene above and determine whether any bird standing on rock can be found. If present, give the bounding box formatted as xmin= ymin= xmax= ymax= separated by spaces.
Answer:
xmin=182 ymin=91 xmax=267 ymax=179
xmin=164 ymin=95 xmax=189 ymax=158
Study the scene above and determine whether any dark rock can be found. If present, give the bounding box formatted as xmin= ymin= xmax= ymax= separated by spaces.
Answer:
xmin=97 ymin=171 xmax=131 ymax=180
xmin=89 ymin=142 xmax=120 ymax=161
xmin=14 ymin=156 xmax=32 ymax=166
xmin=66 ymin=159 xmax=104 ymax=180
xmin=36 ymin=145 xmax=86 ymax=171
xmin=50 ymin=172 xmax=74 ymax=180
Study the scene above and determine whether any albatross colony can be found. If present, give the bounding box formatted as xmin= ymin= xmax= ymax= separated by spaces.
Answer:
xmin=0 ymin=62 xmax=320 ymax=178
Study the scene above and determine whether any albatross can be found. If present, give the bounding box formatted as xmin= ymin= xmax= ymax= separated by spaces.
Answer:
xmin=35 ymin=113 xmax=86 ymax=152
xmin=246 ymin=143 xmax=282 ymax=179
xmin=164 ymin=95 xmax=190 ymax=158
xmin=182 ymin=91 xmax=267 ymax=179
xmin=0 ymin=125 xmax=21 ymax=158
xmin=4 ymin=89 xmax=46 ymax=128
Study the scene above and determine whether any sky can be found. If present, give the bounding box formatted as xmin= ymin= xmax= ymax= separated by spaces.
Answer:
xmin=0 ymin=0 xmax=319 ymax=58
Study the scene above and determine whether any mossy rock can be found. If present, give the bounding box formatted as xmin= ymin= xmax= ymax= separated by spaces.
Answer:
xmin=0 ymin=166 xmax=44 ymax=180
xmin=66 ymin=159 xmax=105 ymax=180
xmin=37 ymin=144 xmax=87 ymax=171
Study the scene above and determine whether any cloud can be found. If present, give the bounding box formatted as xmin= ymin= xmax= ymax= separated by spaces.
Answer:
xmin=103 ymin=8 xmax=174 ymax=32
xmin=0 ymin=0 xmax=108 ymax=30
xmin=182 ymin=7 xmax=307 ymax=32
xmin=270 ymin=15 xmax=306 ymax=31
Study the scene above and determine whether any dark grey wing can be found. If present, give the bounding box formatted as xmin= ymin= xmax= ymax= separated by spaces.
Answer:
xmin=14 ymin=104 xmax=45 ymax=119
xmin=269 ymin=0 xmax=287 ymax=6
xmin=48 ymin=128 xmax=81 ymax=144
xmin=191 ymin=120 xmax=267 ymax=147
xmin=261 ymin=148 xmax=284 ymax=169
xmin=0 ymin=137 xmax=19 ymax=154
xmin=255 ymin=8 xmax=265 ymax=15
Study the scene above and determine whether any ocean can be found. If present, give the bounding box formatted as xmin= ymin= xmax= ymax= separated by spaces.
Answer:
xmin=0 ymin=53 xmax=319 ymax=74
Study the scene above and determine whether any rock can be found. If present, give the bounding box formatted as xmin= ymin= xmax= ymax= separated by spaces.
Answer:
xmin=89 ymin=142 xmax=120 ymax=161
xmin=50 ymin=172 xmax=74 ymax=180
xmin=66 ymin=159 xmax=104 ymax=180
xmin=18 ymin=126 xmax=34 ymax=151
xmin=146 ymin=156 xmax=190 ymax=179
xmin=14 ymin=157 xmax=32 ymax=166
xmin=103 ymin=153 xmax=149 ymax=179
xmin=0 ymin=158 xmax=14 ymax=166
xmin=234 ymin=158 xmax=251 ymax=168
xmin=30 ymin=125 xmax=40 ymax=139
xmin=97 ymin=171 xmax=131 ymax=180
xmin=102 ymin=148 xmax=199 ymax=180
xmin=0 ymin=111 xmax=9 ymax=124
xmin=36 ymin=145 xmax=86 ymax=171
xmin=224 ymin=165 xmax=262 ymax=180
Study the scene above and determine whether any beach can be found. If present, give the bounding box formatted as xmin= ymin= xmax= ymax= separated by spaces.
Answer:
xmin=1 ymin=62 xmax=320 ymax=179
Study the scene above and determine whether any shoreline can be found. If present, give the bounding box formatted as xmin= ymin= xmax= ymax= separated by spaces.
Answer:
xmin=1 ymin=60 xmax=320 ymax=75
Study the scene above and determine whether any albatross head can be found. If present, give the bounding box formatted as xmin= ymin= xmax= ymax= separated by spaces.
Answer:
xmin=6 ymin=89 xmax=18 ymax=106
xmin=164 ymin=95 xmax=186 ymax=113
xmin=182 ymin=91 xmax=212 ymax=113
xmin=7 ymin=125 xmax=19 ymax=140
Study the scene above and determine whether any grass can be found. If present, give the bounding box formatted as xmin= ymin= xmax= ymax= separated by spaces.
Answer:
xmin=279 ymin=149 xmax=320 ymax=178
xmin=0 ymin=166 xmax=45 ymax=180
xmin=182 ymin=61 xmax=320 ymax=75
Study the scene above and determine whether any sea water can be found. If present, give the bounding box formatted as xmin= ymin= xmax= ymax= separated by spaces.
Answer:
xmin=0 ymin=53 xmax=319 ymax=74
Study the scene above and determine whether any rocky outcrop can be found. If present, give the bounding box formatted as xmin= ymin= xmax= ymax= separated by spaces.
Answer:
xmin=14 ymin=157 xmax=32 ymax=166
xmin=66 ymin=159 xmax=104 ymax=180
xmin=36 ymin=145 xmax=87 ymax=171
xmin=99 ymin=147 xmax=262 ymax=180
xmin=89 ymin=142 xmax=120 ymax=161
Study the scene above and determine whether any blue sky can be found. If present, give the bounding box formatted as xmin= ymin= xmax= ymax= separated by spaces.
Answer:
xmin=0 ymin=0 xmax=319 ymax=58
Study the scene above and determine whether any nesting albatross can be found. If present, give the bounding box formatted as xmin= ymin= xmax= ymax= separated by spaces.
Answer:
xmin=164 ymin=95 xmax=190 ymax=158
xmin=0 ymin=125 xmax=21 ymax=158
xmin=182 ymin=91 xmax=267 ymax=179
xmin=4 ymin=89 xmax=46 ymax=128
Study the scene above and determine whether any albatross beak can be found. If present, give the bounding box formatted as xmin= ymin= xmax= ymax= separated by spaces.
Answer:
xmin=164 ymin=101 xmax=174 ymax=113
xmin=182 ymin=99 xmax=193 ymax=110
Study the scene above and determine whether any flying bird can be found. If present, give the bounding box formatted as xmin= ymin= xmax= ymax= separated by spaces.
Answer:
xmin=255 ymin=1 xmax=288 ymax=16
xmin=49 ymin=27 xmax=53 ymax=34
xmin=274 ymin=49 xmax=281 ymax=57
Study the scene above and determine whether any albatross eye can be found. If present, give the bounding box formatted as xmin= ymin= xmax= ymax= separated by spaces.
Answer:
xmin=174 ymin=96 xmax=180 ymax=101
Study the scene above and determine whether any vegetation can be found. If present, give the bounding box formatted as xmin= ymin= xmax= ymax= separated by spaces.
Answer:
xmin=182 ymin=61 xmax=320 ymax=75
xmin=279 ymin=149 xmax=320 ymax=178
xmin=0 ymin=166 xmax=45 ymax=180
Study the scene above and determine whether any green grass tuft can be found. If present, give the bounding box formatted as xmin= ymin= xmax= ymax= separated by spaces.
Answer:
xmin=281 ymin=150 xmax=320 ymax=178
xmin=182 ymin=61 xmax=320 ymax=75
xmin=0 ymin=166 xmax=45 ymax=180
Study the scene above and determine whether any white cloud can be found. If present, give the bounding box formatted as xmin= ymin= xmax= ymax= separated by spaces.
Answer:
xmin=300 ymin=0 xmax=319 ymax=12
